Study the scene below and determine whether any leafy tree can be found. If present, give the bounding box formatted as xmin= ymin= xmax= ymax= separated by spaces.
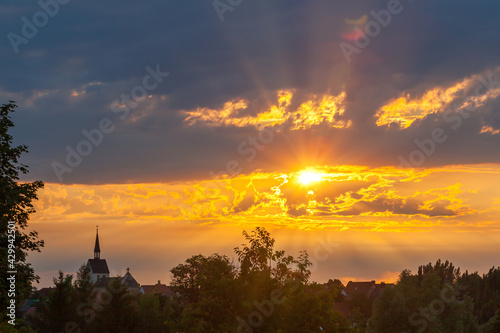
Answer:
xmin=170 ymin=253 xmax=239 ymax=332
xmin=280 ymin=282 xmax=351 ymax=332
xmin=417 ymin=259 xmax=460 ymax=284
xmin=73 ymin=264 xmax=96 ymax=332
xmin=368 ymin=261 xmax=479 ymax=333
xmin=458 ymin=266 xmax=500 ymax=326
xmin=137 ymin=293 xmax=167 ymax=333
xmin=169 ymin=228 xmax=319 ymax=332
xmin=234 ymin=227 xmax=281 ymax=330
xmin=74 ymin=264 xmax=94 ymax=302
xmin=94 ymin=278 xmax=139 ymax=333
xmin=234 ymin=228 xmax=314 ymax=332
xmin=234 ymin=227 xmax=311 ymax=283
xmin=326 ymin=278 xmax=346 ymax=302
xmin=170 ymin=253 xmax=237 ymax=304
xmin=482 ymin=310 xmax=500 ymax=333
xmin=348 ymin=292 xmax=373 ymax=328
xmin=235 ymin=227 xmax=275 ymax=278
xmin=368 ymin=285 xmax=409 ymax=333
xmin=160 ymin=294 xmax=179 ymax=333
xmin=31 ymin=272 xmax=75 ymax=333
xmin=0 ymin=101 xmax=44 ymax=321
xmin=479 ymin=267 xmax=500 ymax=324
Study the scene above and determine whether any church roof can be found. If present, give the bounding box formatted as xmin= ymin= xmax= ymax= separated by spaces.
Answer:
xmin=122 ymin=270 xmax=140 ymax=290
xmin=94 ymin=277 xmax=115 ymax=289
xmin=94 ymin=271 xmax=140 ymax=292
xmin=87 ymin=258 xmax=110 ymax=274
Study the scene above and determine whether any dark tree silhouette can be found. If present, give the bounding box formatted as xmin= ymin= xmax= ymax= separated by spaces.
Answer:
xmin=0 ymin=101 xmax=44 ymax=322
xmin=32 ymin=272 xmax=75 ymax=332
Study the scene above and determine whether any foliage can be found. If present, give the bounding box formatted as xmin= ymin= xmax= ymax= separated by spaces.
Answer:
xmin=94 ymin=279 xmax=139 ymax=333
xmin=367 ymin=260 xmax=492 ymax=333
xmin=0 ymin=101 xmax=44 ymax=321
xmin=234 ymin=227 xmax=312 ymax=284
xmin=22 ymin=229 xmax=500 ymax=333
xmin=417 ymin=259 xmax=461 ymax=284
xmin=170 ymin=253 xmax=239 ymax=332
xmin=481 ymin=310 xmax=500 ymax=333
xmin=326 ymin=278 xmax=346 ymax=302
xmin=170 ymin=253 xmax=237 ymax=304
xmin=72 ymin=264 xmax=96 ymax=332
xmin=457 ymin=266 xmax=500 ymax=325
xmin=0 ymin=320 xmax=37 ymax=332
xmin=169 ymin=227 xmax=350 ymax=332
xmin=137 ymin=293 xmax=165 ymax=332
xmin=279 ymin=282 xmax=351 ymax=332
xmin=29 ymin=265 xmax=99 ymax=332
xmin=31 ymin=272 xmax=75 ymax=332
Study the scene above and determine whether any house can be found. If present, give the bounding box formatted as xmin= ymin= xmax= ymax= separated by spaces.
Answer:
xmin=140 ymin=280 xmax=173 ymax=297
xmin=335 ymin=281 xmax=394 ymax=317
xmin=370 ymin=282 xmax=392 ymax=299
xmin=342 ymin=280 xmax=393 ymax=300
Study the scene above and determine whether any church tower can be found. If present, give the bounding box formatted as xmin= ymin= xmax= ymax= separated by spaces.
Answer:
xmin=94 ymin=226 xmax=101 ymax=259
xmin=87 ymin=226 xmax=110 ymax=283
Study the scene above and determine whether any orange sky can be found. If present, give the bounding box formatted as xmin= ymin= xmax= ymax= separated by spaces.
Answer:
xmin=29 ymin=164 xmax=500 ymax=287
xmin=4 ymin=0 xmax=500 ymax=293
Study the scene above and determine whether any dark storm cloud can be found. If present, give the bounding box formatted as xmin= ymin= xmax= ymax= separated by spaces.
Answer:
xmin=1 ymin=0 xmax=499 ymax=184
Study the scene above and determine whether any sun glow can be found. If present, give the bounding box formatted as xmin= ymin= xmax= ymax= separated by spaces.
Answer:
xmin=298 ymin=171 xmax=323 ymax=185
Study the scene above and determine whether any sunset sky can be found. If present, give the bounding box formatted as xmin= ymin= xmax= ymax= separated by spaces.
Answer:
xmin=2 ymin=0 xmax=499 ymax=287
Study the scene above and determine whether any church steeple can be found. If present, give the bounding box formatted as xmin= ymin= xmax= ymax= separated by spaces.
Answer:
xmin=94 ymin=225 xmax=101 ymax=259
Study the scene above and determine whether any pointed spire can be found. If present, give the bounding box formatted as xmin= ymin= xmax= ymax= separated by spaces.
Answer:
xmin=94 ymin=225 xmax=101 ymax=259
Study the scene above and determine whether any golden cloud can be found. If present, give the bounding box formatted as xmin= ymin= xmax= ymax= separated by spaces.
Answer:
xmin=183 ymin=90 xmax=350 ymax=130
xmin=31 ymin=165 xmax=500 ymax=232
xmin=480 ymin=125 xmax=500 ymax=135
xmin=376 ymin=68 xmax=500 ymax=128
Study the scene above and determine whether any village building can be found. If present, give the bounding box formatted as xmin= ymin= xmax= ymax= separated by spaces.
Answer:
xmin=140 ymin=280 xmax=174 ymax=297
xmin=86 ymin=226 xmax=110 ymax=283
xmin=334 ymin=280 xmax=394 ymax=317
xmin=86 ymin=226 xmax=140 ymax=292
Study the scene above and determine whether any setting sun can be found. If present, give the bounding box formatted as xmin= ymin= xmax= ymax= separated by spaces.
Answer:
xmin=4 ymin=0 xmax=500 ymax=331
xmin=298 ymin=171 xmax=323 ymax=185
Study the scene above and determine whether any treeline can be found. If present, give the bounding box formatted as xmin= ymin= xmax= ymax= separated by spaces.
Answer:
xmin=5 ymin=228 xmax=500 ymax=333
xmin=369 ymin=260 xmax=500 ymax=333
